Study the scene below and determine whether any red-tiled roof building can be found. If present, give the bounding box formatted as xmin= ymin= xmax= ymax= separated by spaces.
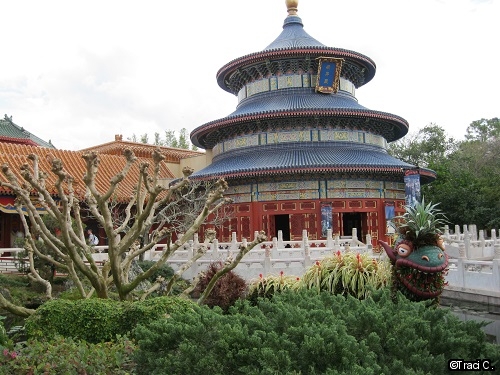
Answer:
xmin=0 ymin=131 xmax=205 ymax=248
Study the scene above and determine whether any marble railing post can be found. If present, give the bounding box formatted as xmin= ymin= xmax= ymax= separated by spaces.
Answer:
xmin=272 ymin=237 xmax=279 ymax=257
xmin=231 ymin=232 xmax=238 ymax=251
xmin=459 ymin=242 xmax=466 ymax=259
xmin=212 ymin=239 xmax=219 ymax=258
xmin=264 ymin=244 xmax=271 ymax=275
xmin=326 ymin=229 xmax=333 ymax=248
xmin=464 ymin=231 xmax=471 ymax=259
xmin=471 ymin=224 xmax=477 ymax=241
xmin=365 ymin=234 xmax=372 ymax=252
xmin=302 ymin=229 xmax=309 ymax=250
xmin=188 ymin=241 xmax=197 ymax=277
xmin=277 ymin=230 xmax=284 ymax=249
xmin=351 ymin=228 xmax=358 ymax=246
xmin=492 ymin=229 xmax=497 ymax=243
xmin=303 ymin=229 xmax=311 ymax=268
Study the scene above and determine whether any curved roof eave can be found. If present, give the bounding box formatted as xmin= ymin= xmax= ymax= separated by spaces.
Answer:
xmin=190 ymin=143 xmax=414 ymax=176
xmin=191 ymin=108 xmax=409 ymax=149
xmin=216 ymin=47 xmax=376 ymax=93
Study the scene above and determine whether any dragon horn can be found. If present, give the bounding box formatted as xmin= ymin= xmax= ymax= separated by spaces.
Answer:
xmin=378 ymin=240 xmax=397 ymax=262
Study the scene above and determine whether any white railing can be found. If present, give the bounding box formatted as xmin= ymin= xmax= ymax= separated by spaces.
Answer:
xmin=2 ymin=225 xmax=500 ymax=297
xmin=146 ymin=228 xmax=374 ymax=282
xmin=443 ymin=225 xmax=499 ymax=260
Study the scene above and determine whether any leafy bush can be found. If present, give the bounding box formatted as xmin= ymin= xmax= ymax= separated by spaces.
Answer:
xmin=301 ymin=251 xmax=391 ymax=298
xmin=193 ymin=261 xmax=247 ymax=312
xmin=134 ymin=289 xmax=500 ymax=375
xmin=25 ymin=296 xmax=196 ymax=343
xmin=0 ymin=335 xmax=136 ymax=374
xmin=137 ymin=260 xmax=174 ymax=283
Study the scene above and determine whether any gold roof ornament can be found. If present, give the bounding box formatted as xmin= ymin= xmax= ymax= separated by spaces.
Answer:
xmin=286 ymin=0 xmax=298 ymax=16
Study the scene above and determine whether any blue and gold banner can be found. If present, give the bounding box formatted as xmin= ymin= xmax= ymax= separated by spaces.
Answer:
xmin=404 ymin=169 xmax=421 ymax=207
xmin=321 ymin=203 xmax=332 ymax=237
xmin=315 ymin=57 xmax=344 ymax=94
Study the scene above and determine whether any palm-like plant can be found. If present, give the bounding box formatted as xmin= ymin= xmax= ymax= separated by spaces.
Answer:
xmin=392 ymin=198 xmax=448 ymax=248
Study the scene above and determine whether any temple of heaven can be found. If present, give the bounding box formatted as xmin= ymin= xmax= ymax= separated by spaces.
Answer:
xmin=190 ymin=0 xmax=435 ymax=246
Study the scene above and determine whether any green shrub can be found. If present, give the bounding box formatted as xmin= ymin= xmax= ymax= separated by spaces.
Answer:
xmin=137 ymin=260 xmax=174 ymax=283
xmin=0 ymin=335 xmax=136 ymax=374
xmin=25 ymin=296 xmax=196 ymax=343
xmin=134 ymin=289 xmax=500 ymax=375
xmin=25 ymin=298 xmax=121 ymax=343
xmin=193 ymin=261 xmax=247 ymax=312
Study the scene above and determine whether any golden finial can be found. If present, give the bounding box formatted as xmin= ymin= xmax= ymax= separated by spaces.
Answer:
xmin=286 ymin=0 xmax=298 ymax=16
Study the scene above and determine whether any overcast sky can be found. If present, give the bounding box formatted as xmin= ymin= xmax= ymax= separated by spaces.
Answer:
xmin=1 ymin=0 xmax=498 ymax=151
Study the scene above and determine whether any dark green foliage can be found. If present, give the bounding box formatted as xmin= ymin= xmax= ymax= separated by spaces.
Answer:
xmin=193 ymin=261 xmax=247 ymax=312
xmin=0 ymin=335 xmax=136 ymax=374
xmin=387 ymin=120 xmax=500 ymax=230
xmin=25 ymin=296 xmax=196 ymax=343
xmin=134 ymin=288 xmax=500 ymax=375
xmin=137 ymin=260 xmax=174 ymax=283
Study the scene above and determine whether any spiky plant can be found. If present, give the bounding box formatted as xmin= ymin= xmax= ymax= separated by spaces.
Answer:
xmin=300 ymin=251 xmax=392 ymax=299
xmin=393 ymin=198 xmax=448 ymax=248
xmin=247 ymin=271 xmax=300 ymax=304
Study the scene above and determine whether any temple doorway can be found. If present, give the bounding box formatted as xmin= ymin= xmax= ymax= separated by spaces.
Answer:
xmin=274 ymin=214 xmax=290 ymax=241
xmin=342 ymin=212 xmax=363 ymax=239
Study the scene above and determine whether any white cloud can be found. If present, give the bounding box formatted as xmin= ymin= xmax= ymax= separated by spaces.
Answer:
xmin=1 ymin=0 xmax=498 ymax=150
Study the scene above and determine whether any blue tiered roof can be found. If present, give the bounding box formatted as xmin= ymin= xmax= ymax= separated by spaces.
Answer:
xmin=190 ymin=1 xmax=436 ymax=183
xmin=191 ymin=143 xmax=414 ymax=179
xmin=263 ymin=14 xmax=325 ymax=50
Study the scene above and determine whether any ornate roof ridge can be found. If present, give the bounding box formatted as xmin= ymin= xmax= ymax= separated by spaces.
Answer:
xmin=0 ymin=142 xmax=175 ymax=201
xmin=79 ymin=137 xmax=204 ymax=162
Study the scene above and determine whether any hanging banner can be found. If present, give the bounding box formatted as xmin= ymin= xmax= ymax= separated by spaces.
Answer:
xmin=320 ymin=203 xmax=332 ymax=237
xmin=404 ymin=169 xmax=421 ymax=207
xmin=384 ymin=201 xmax=395 ymax=220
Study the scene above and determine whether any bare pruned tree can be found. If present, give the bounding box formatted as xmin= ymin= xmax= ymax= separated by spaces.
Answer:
xmin=0 ymin=148 xmax=265 ymax=317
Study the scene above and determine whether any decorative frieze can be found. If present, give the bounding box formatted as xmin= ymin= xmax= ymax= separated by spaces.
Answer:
xmin=237 ymin=74 xmax=355 ymax=103
xmin=213 ymin=128 xmax=387 ymax=157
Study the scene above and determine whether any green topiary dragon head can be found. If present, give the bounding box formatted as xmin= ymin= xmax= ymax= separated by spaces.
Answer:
xmin=379 ymin=198 xmax=449 ymax=302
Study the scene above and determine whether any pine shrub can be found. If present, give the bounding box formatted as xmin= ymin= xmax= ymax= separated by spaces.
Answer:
xmin=134 ymin=288 xmax=500 ymax=375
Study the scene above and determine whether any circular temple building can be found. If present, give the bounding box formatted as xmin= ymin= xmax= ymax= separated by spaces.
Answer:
xmin=190 ymin=0 xmax=435 ymax=246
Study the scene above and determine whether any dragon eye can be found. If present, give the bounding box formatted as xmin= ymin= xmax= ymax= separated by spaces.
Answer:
xmin=397 ymin=244 xmax=412 ymax=257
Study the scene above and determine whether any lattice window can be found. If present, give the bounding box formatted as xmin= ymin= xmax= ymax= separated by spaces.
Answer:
xmin=290 ymin=214 xmax=306 ymax=240
xmin=241 ymin=216 xmax=251 ymax=240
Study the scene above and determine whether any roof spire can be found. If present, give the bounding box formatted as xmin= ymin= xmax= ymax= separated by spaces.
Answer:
xmin=286 ymin=0 xmax=298 ymax=16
